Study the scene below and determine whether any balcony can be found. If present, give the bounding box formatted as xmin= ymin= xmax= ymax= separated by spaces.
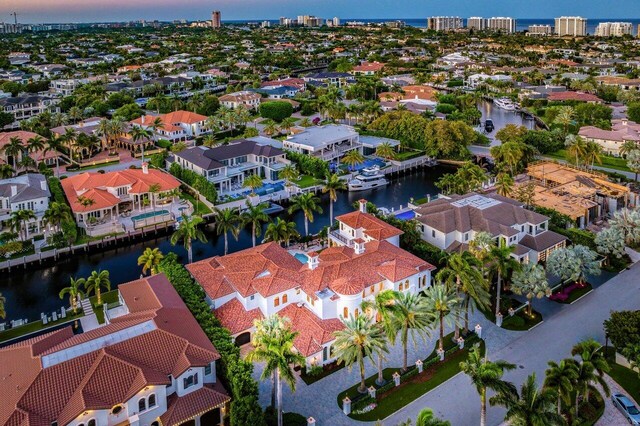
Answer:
xmin=329 ymin=230 xmax=352 ymax=247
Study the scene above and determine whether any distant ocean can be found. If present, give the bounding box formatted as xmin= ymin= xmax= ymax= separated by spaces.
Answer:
xmin=225 ymin=18 xmax=640 ymax=35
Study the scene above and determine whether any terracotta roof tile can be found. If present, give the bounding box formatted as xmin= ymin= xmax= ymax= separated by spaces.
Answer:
xmin=161 ymin=383 xmax=229 ymax=426
xmin=213 ymin=298 xmax=264 ymax=335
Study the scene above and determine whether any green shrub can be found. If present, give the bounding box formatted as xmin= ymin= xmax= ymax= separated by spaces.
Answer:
xmin=502 ymin=315 xmax=525 ymax=328
xmin=307 ymin=364 xmax=323 ymax=377
xmin=169 ymin=163 xmax=218 ymax=203
xmin=156 ymin=139 xmax=172 ymax=149
xmin=259 ymin=101 xmax=293 ymax=122
xmin=47 ymin=177 xmax=78 ymax=244
xmin=284 ymin=150 xmax=329 ymax=178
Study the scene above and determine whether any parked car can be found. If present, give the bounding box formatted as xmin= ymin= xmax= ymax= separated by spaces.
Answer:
xmin=612 ymin=393 xmax=640 ymax=424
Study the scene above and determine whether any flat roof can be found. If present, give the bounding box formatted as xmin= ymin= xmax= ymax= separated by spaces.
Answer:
xmin=359 ymin=135 xmax=401 ymax=148
xmin=285 ymin=124 xmax=358 ymax=149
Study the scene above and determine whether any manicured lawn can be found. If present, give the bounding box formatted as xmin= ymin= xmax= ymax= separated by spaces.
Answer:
xmin=395 ymin=150 xmax=425 ymax=161
xmin=294 ymin=175 xmax=320 ymax=189
xmin=566 ymin=283 xmax=593 ymax=304
xmin=337 ymin=335 xmax=485 ymax=421
xmin=90 ymin=289 xmax=120 ymax=324
xmin=502 ymin=310 xmax=543 ymax=331
xmin=180 ymin=192 xmax=213 ymax=215
xmin=0 ymin=311 xmax=83 ymax=344
xmin=605 ymin=347 xmax=640 ymax=403
xmin=545 ymin=150 xmax=631 ymax=172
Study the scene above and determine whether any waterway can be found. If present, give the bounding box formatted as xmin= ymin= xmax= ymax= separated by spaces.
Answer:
xmin=0 ymin=166 xmax=453 ymax=322
xmin=477 ymin=100 xmax=536 ymax=147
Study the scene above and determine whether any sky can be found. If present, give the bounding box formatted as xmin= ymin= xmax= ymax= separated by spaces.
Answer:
xmin=1 ymin=0 xmax=640 ymax=24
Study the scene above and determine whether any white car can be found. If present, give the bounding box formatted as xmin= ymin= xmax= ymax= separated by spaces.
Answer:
xmin=612 ymin=393 xmax=640 ymax=424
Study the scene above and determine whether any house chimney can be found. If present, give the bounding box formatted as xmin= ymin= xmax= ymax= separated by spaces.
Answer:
xmin=141 ymin=115 xmax=146 ymax=125
xmin=358 ymin=199 xmax=367 ymax=213
xmin=10 ymin=185 xmax=17 ymax=197
xmin=353 ymin=238 xmax=365 ymax=255
xmin=142 ymin=162 xmax=149 ymax=174
xmin=307 ymin=252 xmax=319 ymax=270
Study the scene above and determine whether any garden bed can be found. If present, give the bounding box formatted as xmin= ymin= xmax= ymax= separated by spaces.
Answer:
xmin=550 ymin=282 xmax=592 ymax=304
xmin=299 ymin=360 xmax=346 ymax=385
xmin=90 ymin=289 xmax=120 ymax=324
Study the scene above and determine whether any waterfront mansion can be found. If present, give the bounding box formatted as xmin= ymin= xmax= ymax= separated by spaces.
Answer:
xmin=187 ymin=200 xmax=435 ymax=368
xmin=283 ymin=124 xmax=361 ymax=162
xmin=414 ymin=193 xmax=567 ymax=263
xmin=0 ymin=274 xmax=230 ymax=426
xmin=0 ymin=173 xmax=50 ymax=239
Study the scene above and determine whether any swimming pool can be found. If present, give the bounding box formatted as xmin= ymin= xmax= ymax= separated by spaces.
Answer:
xmin=131 ymin=209 xmax=170 ymax=222
xmin=293 ymin=253 xmax=309 ymax=263
xmin=241 ymin=182 xmax=285 ymax=197
xmin=394 ymin=210 xmax=416 ymax=220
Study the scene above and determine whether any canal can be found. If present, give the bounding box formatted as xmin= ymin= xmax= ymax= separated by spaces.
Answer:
xmin=477 ymin=100 xmax=537 ymax=147
xmin=0 ymin=165 xmax=454 ymax=322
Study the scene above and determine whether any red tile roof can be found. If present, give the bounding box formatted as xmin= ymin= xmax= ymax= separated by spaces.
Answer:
xmin=335 ymin=210 xmax=404 ymax=240
xmin=214 ymin=298 xmax=264 ymax=335
xmin=0 ymin=274 xmax=223 ymax=426
xmin=61 ymin=169 xmax=180 ymax=213
xmin=547 ymin=91 xmax=602 ymax=103
xmin=130 ymin=110 xmax=207 ymax=127
xmin=277 ymin=304 xmax=344 ymax=357
xmin=161 ymin=383 xmax=229 ymax=426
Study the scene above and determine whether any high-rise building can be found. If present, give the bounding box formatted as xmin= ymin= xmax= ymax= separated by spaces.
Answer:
xmin=555 ymin=16 xmax=587 ymax=36
xmin=332 ymin=17 xmax=341 ymax=27
xmin=528 ymin=24 xmax=553 ymax=36
xmin=488 ymin=17 xmax=516 ymax=33
xmin=427 ymin=16 xmax=463 ymax=32
xmin=467 ymin=17 xmax=487 ymax=31
xmin=595 ymin=22 xmax=633 ymax=37
xmin=211 ymin=10 xmax=221 ymax=29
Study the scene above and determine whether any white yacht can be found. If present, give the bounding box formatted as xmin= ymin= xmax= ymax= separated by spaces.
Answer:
xmin=494 ymin=97 xmax=517 ymax=111
xmin=348 ymin=166 xmax=388 ymax=191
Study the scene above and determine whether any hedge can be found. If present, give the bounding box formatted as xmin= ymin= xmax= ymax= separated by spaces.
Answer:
xmin=47 ymin=177 xmax=78 ymax=245
xmin=259 ymin=101 xmax=293 ymax=122
xmin=158 ymin=255 xmax=266 ymax=425
xmin=169 ymin=163 xmax=218 ymax=203
xmin=284 ymin=150 xmax=330 ymax=178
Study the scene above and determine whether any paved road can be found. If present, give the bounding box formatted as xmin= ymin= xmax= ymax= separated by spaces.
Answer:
xmin=469 ymin=144 xmax=638 ymax=181
xmin=382 ymin=262 xmax=640 ymax=426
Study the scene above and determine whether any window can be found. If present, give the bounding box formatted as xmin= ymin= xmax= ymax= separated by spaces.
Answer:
xmin=88 ymin=420 xmax=96 ymax=426
xmin=282 ymin=294 xmax=288 ymax=304
xmin=343 ymin=307 xmax=348 ymax=318
xmin=138 ymin=398 xmax=146 ymax=412
xmin=274 ymin=297 xmax=280 ymax=307
xmin=183 ymin=373 xmax=199 ymax=389
xmin=205 ymin=364 xmax=212 ymax=375
xmin=432 ymin=230 xmax=436 ymax=238
xmin=354 ymin=308 xmax=359 ymax=318
xmin=111 ymin=405 xmax=123 ymax=415
xmin=148 ymin=393 xmax=156 ymax=407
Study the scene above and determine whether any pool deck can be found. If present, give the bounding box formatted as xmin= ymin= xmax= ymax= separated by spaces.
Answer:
xmin=119 ymin=201 xmax=193 ymax=232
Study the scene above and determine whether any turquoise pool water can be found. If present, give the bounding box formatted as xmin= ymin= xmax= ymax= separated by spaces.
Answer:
xmin=131 ymin=209 xmax=169 ymax=222
xmin=293 ymin=253 xmax=309 ymax=263
xmin=394 ymin=210 xmax=416 ymax=220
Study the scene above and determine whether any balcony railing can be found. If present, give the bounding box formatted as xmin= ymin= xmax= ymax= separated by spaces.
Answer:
xmin=329 ymin=230 xmax=352 ymax=246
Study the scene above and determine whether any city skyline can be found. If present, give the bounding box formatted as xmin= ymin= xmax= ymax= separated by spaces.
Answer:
xmin=1 ymin=0 xmax=640 ymax=24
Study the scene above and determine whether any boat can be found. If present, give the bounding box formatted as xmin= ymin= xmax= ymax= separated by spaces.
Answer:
xmin=263 ymin=202 xmax=284 ymax=215
xmin=484 ymin=119 xmax=495 ymax=133
xmin=348 ymin=166 xmax=388 ymax=191
xmin=494 ymin=97 xmax=516 ymax=111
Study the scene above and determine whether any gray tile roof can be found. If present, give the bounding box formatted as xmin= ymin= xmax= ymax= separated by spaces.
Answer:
xmin=519 ymin=231 xmax=567 ymax=252
xmin=0 ymin=173 xmax=50 ymax=203
xmin=174 ymin=139 xmax=284 ymax=171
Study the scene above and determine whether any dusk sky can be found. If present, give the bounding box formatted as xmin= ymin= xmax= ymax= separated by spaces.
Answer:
xmin=1 ymin=0 xmax=640 ymax=24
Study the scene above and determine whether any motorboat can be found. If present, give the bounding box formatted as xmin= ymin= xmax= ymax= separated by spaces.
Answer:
xmin=484 ymin=119 xmax=495 ymax=133
xmin=494 ymin=97 xmax=516 ymax=111
xmin=348 ymin=166 xmax=388 ymax=191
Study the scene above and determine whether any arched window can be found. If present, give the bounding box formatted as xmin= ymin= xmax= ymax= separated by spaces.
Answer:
xmin=343 ymin=307 xmax=348 ymax=318
xmin=138 ymin=397 xmax=146 ymax=412
xmin=274 ymin=297 xmax=280 ymax=307
xmin=88 ymin=420 xmax=96 ymax=426
xmin=78 ymin=424 xmax=84 ymax=426
xmin=354 ymin=308 xmax=359 ymax=318
xmin=148 ymin=393 xmax=156 ymax=407
xmin=282 ymin=294 xmax=288 ymax=304
xmin=111 ymin=405 xmax=123 ymax=415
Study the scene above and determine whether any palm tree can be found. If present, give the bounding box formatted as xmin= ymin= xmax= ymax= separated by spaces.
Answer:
xmin=170 ymin=214 xmax=207 ymax=263
xmin=460 ymin=346 xmax=517 ymax=426
xmin=0 ymin=293 xmax=5 ymax=319
xmin=322 ymin=173 xmax=346 ymax=225
xmin=241 ymin=202 xmax=270 ymax=247
xmin=138 ymin=247 xmax=164 ymax=275
xmin=564 ymin=134 xmax=588 ymax=167
xmin=262 ymin=119 xmax=279 ymax=136
xmin=288 ymin=192 xmax=323 ymax=236
xmin=212 ymin=207 xmax=240 ymax=255
xmin=45 ymin=135 xmax=63 ymax=177
xmin=43 ymin=202 xmax=72 ymax=234
xmin=26 ymin=135 xmax=45 ymax=154
xmin=375 ymin=141 xmax=397 ymax=160
xmin=415 ymin=408 xmax=451 ymax=426
xmin=490 ymin=373 xmax=566 ymax=426
xmin=2 ymin=136 xmax=24 ymax=170
xmin=469 ymin=231 xmax=495 ymax=273
xmin=247 ymin=315 xmax=305 ymax=426
xmin=361 ymin=289 xmax=398 ymax=385
xmin=279 ymin=117 xmax=297 ymax=134
xmin=0 ymin=164 xmax=15 ymax=178
xmin=263 ymin=217 xmax=299 ymax=246
xmin=488 ymin=244 xmax=520 ymax=319
xmin=278 ymin=164 xmax=299 ymax=188
xmin=570 ymin=339 xmax=610 ymax=405
xmin=544 ymin=359 xmax=579 ymax=415
xmin=84 ymin=270 xmax=111 ymax=305
xmin=130 ymin=125 xmax=153 ymax=162
xmin=620 ymin=140 xmax=638 ymax=158
xmin=59 ymin=277 xmax=85 ymax=314
xmin=243 ymin=174 xmax=263 ymax=196
xmin=584 ymin=141 xmax=603 ymax=170
xmin=390 ymin=292 xmax=433 ymax=371
xmin=510 ymin=263 xmax=551 ymax=317
xmin=495 ymin=173 xmax=515 ymax=197
xmin=554 ymin=106 xmax=575 ymax=136
xmin=333 ymin=314 xmax=388 ymax=393
xmin=437 ymin=252 xmax=488 ymax=336
xmin=423 ymin=283 xmax=460 ymax=352
xmin=9 ymin=209 xmax=36 ymax=241
xmin=342 ymin=149 xmax=365 ymax=171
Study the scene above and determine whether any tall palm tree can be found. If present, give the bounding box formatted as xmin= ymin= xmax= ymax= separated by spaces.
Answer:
xmin=27 ymin=135 xmax=45 ymax=154
xmin=212 ymin=207 xmax=240 ymax=255
xmin=361 ymin=289 xmax=398 ymax=385
xmin=570 ymin=339 xmax=610 ymax=405
xmin=544 ymin=359 xmax=579 ymax=415
xmin=288 ymin=192 xmax=323 ymax=236
xmin=423 ymin=283 xmax=460 ymax=352
xmin=488 ymin=244 xmax=520 ymax=319
xmin=495 ymin=173 xmax=515 ymax=197
xmin=241 ymin=202 xmax=270 ymax=247
xmin=45 ymin=135 xmax=63 ymax=177
xmin=0 ymin=164 xmax=15 ymax=178
xmin=375 ymin=141 xmax=397 ymax=160
xmin=460 ymin=346 xmax=517 ymax=426
xmin=342 ymin=149 xmax=365 ymax=171
xmin=437 ymin=253 xmax=488 ymax=336
xmin=84 ymin=270 xmax=111 ymax=305
xmin=247 ymin=315 xmax=305 ymax=426
xmin=2 ymin=136 xmax=24 ymax=170
xmin=9 ymin=209 xmax=36 ymax=241
xmin=137 ymin=247 xmax=164 ymax=275
xmin=322 ymin=173 xmax=346 ymax=225
xmin=333 ymin=314 xmax=388 ymax=393
xmin=170 ymin=214 xmax=207 ymax=263
xmin=262 ymin=119 xmax=279 ymax=136
xmin=554 ymin=106 xmax=575 ymax=136
xmin=59 ymin=277 xmax=85 ymax=314
xmin=278 ymin=164 xmax=299 ymax=188
xmin=415 ymin=408 xmax=451 ymax=426
xmin=564 ymin=134 xmax=588 ymax=167
xmin=490 ymin=373 xmax=566 ymax=426
xmin=43 ymin=202 xmax=72 ymax=234
xmin=243 ymin=174 xmax=263 ymax=196
xmin=469 ymin=231 xmax=495 ymax=274
xmin=263 ymin=217 xmax=299 ymax=246
xmin=130 ymin=125 xmax=153 ymax=162
xmin=390 ymin=292 xmax=433 ymax=371
xmin=279 ymin=117 xmax=297 ymax=134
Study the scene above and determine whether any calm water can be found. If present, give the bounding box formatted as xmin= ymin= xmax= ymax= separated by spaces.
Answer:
xmin=478 ymin=100 xmax=536 ymax=147
xmin=0 ymin=166 xmax=453 ymax=322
